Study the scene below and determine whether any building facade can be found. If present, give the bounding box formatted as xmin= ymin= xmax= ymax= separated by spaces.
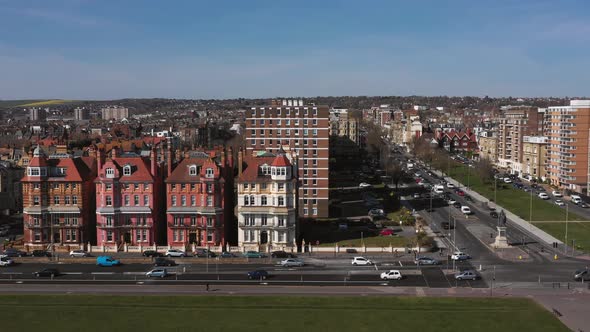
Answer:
xmin=95 ymin=148 xmax=164 ymax=247
xmin=521 ymin=136 xmax=548 ymax=181
xmin=101 ymin=106 xmax=129 ymax=121
xmin=497 ymin=107 xmax=544 ymax=174
xmin=29 ymin=108 xmax=47 ymax=122
xmin=477 ymin=132 xmax=498 ymax=163
xmin=0 ymin=161 xmax=24 ymax=215
xmin=245 ymin=100 xmax=329 ymax=219
xmin=544 ymin=100 xmax=590 ymax=193
xmin=236 ymin=150 xmax=298 ymax=251
xmin=22 ymin=148 xmax=96 ymax=248
xmin=165 ymin=148 xmax=234 ymax=248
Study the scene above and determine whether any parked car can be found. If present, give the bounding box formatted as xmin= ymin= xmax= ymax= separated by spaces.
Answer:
xmin=142 ymin=250 xmax=162 ymax=257
xmin=247 ymin=270 xmax=269 ymax=280
xmin=555 ymin=199 xmax=565 ymax=207
xmin=165 ymin=249 xmax=187 ymax=257
xmin=280 ymin=258 xmax=305 ymax=267
xmin=3 ymin=248 xmax=27 ymax=257
xmin=571 ymin=195 xmax=583 ymax=205
xmin=69 ymin=250 xmax=89 ymax=258
xmin=490 ymin=211 xmax=499 ymax=218
xmin=503 ymin=178 xmax=512 ymax=184
xmin=456 ymin=190 xmax=465 ymax=196
xmin=154 ymin=258 xmax=176 ymax=267
xmin=574 ymin=269 xmax=589 ymax=281
xmin=415 ymin=257 xmax=439 ymax=265
xmin=538 ymin=192 xmax=549 ymax=200
xmin=220 ymin=252 xmax=237 ymax=258
xmin=243 ymin=251 xmax=266 ymax=258
xmin=451 ymin=252 xmax=471 ymax=261
xmin=380 ymin=270 xmax=402 ymax=280
xmin=452 ymin=202 xmax=462 ymax=209
xmin=270 ymin=251 xmax=296 ymax=258
xmin=0 ymin=256 xmax=14 ymax=267
xmin=448 ymin=198 xmax=457 ymax=205
xmin=455 ymin=270 xmax=479 ymax=280
xmin=146 ymin=268 xmax=168 ymax=278
xmin=368 ymin=208 xmax=385 ymax=217
xmin=96 ymin=256 xmax=121 ymax=267
xmin=351 ymin=256 xmax=373 ymax=265
xmin=379 ymin=229 xmax=395 ymax=236
xmin=446 ymin=183 xmax=455 ymax=189
xmin=33 ymin=268 xmax=60 ymax=278
xmin=32 ymin=250 xmax=51 ymax=257
xmin=552 ymin=191 xmax=563 ymax=197
xmin=359 ymin=183 xmax=372 ymax=189
xmin=194 ymin=248 xmax=217 ymax=258
xmin=460 ymin=206 xmax=472 ymax=215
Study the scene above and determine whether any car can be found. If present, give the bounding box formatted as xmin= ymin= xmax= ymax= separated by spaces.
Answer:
xmin=351 ymin=256 xmax=373 ymax=265
xmin=460 ymin=206 xmax=472 ymax=215
xmin=96 ymin=256 xmax=121 ymax=267
xmin=33 ymin=268 xmax=60 ymax=278
xmin=415 ymin=257 xmax=439 ymax=265
xmin=456 ymin=190 xmax=465 ymax=196
xmin=441 ymin=221 xmax=454 ymax=230
xmin=503 ymin=178 xmax=512 ymax=184
xmin=380 ymin=270 xmax=403 ymax=280
xmin=490 ymin=211 xmax=499 ymax=218
xmin=32 ymin=250 xmax=51 ymax=257
xmin=0 ymin=257 xmax=14 ymax=266
xmin=379 ymin=229 xmax=395 ymax=236
xmin=247 ymin=270 xmax=269 ymax=280
xmin=446 ymin=183 xmax=455 ymax=189
xmin=270 ymin=251 xmax=296 ymax=258
xmin=574 ymin=269 xmax=590 ymax=281
xmin=412 ymin=193 xmax=421 ymax=199
xmin=69 ymin=250 xmax=89 ymax=258
xmin=146 ymin=268 xmax=168 ymax=278
xmin=552 ymin=191 xmax=563 ymax=197
xmin=450 ymin=252 xmax=471 ymax=261
xmin=154 ymin=258 xmax=176 ymax=266
xmin=3 ymin=248 xmax=27 ymax=257
xmin=571 ymin=195 xmax=583 ymax=204
xmin=538 ymin=192 xmax=550 ymax=200
xmin=194 ymin=248 xmax=217 ymax=258
xmin=243 ymin=251 xmax=266 ymax=258
xmin=359 ymin=183 xmax=372 ymax=189
xmin=448 ymin=198 xmax=457 ymax=205
xmin=368 ymin=208 xmax=385 ymax=217
xmin=142 ymin=250 xmax=162 ymax=257
xmin=452 ymin=202 xmax=462 ymax=209
xmin=455 ymin=270 xmax=479 ymax=280
xmin=555 ymin=199 xmax=565 ymax=207
xmin=165 ymin=249 xmax=187 ymax=257
xmin=280 ymin=258 xmax=305 ymax=267
xmin=220 ymin=252 xmax=237 ymax=258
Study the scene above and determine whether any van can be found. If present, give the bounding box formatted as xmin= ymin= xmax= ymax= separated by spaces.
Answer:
xmin=571 ymin=195 xmax=582 ymax=205
xmin=96 ymin=256 xmax=121 ymax=267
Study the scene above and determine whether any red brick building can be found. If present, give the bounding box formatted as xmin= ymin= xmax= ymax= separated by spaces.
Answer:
xmin=22 ymin=147 xmax=97 ymax=248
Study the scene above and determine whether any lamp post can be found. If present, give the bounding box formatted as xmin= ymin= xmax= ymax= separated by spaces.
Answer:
xmin=564 ymin=204 xmax=569 ymax=256
xmin=452 ymin=216 xmax=457 ymax=272
xmin=494 ymin=176 xmax=497 ymax=206
xmin=206 ymin=222 xmax=209 ymax=273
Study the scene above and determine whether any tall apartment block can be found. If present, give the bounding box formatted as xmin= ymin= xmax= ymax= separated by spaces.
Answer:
xmin=245 ymin=100 xmax=329 ymax=218
xmin=29 ymin=108 xmax=47 ymax=122
xmin=544 ymin=100 xmax=590 ymax=194
xmin=101 ymin=106 xmax=129 ymax=121
xmin=497 ymin=107 xmax=544 ymax=175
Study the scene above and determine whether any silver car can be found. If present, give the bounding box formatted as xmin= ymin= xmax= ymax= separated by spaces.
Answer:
xmin=455 ymin=270 xmax=479 ymax=280
xmin=280 ymin=258 xmax=305 ymax=267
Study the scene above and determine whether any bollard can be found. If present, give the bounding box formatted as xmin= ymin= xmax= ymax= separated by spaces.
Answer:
xmin=518 ymin=255 xmax=522 ymax=260
xmin=183 ymin=266 xmax=186 ymax=273
xmin=479 ymin=264 xmax=482 ymax=271
xmin=538 ymin=275 xmax=541 ymax=284
xmin=554 ymin=254 xmax=558 ymax=260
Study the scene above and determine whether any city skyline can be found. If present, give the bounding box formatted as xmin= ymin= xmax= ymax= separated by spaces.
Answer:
xmin=1 ymin=0 xmax=590 ymax=100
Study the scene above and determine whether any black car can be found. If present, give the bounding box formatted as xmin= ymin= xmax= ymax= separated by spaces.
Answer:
xmin=142 ymin=250 xmax=162 ymax=257
xmin=490 ymin=211 xmax=499 ymax=218
xmin=154 ymin=258 xmax=176 ymax=267
xmin=452 ymin=202 xmax=462 ymax=208
xmin=247 ymin=270 xmax=269 ymax=280
xmin=464 ymin=195 xmax=473 ymax=202
xmin=32 ymin=250 xmax=51 ymax=257
xmin=33 ymin=268 xmax=60 ymax=278
xmin=2 ymin=248 xmax=27 ymax=257
xmin=271 ymin=251 xmax=296 ymax=258
xmin=441 ymin=221 xmax=454 ymax=230
xmin=194 ymin=249 xmax=216 ymax=258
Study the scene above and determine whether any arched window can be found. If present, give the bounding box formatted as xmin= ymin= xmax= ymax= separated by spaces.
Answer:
xmin=205 ymin=168 xmax=214 ymax=178
xmin=123 ymin=165 xmax=131 ymax=176
xmin=189 ymin=165 xmax=197 ymax=176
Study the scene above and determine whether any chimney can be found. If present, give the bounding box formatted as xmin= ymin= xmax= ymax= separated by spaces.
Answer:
xmin=97 ymin=148 xmax=103 ymax=174
xmin=238 ymin=148 xmax=243 ymax=176
xmin=227 ymin=146 xmax=234 ymax=168
xmin=167 ymin=145 xmax=173 ymax=177
xmin=150 ymin=148 xmax=157 ymax=177
xmin=112 ymin=147 xmax=118 ymax=159
xmin=220 ymin=148 xmax=226 ymax=168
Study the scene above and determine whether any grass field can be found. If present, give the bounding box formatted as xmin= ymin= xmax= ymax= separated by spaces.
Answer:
xmin=317 ymin=235 xmax=413 ymax=247
xmin=534 ymin=222 xmax=590 ymax=251
xmin=17 ymin=99 xmax=75 ymax=107
xmin=0 ymin=295 xmax=568 ymax=332
xmin=446 ymin=162 xmax=585 ymax=222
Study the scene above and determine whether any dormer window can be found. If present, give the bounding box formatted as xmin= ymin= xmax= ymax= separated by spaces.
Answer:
xmin=106 ymin=168 xmax=115 ymax=178
xmin=189 ymin=165 xmax=197 ymax=176
xmin=28 ymin=167 xmax=40 ymax=176
xmin=205 ymin=168 xmax=214 ymax=178
xmin=123 ymin=165 xmax=131 ymax=176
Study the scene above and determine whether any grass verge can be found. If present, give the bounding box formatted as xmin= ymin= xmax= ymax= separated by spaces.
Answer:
xmin=533 ymin=221 xmax=590 ymax=251
xmin=317 ymin=235 xmax=414 ymax=247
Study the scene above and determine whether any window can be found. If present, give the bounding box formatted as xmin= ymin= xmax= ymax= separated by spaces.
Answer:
xmin=191 ymin=195 xmax=196 ymax=206
xmin=106 ymin=196 xmax=112 ymax=206
xmin=243 ymin=196 xmax=249 ymax=206
xmin=278 ymin=217 xmax=285 ymax=227
xmin=64 ymin=196 xmax=70 ymax=205
xmin=137 ymin=230 xmax=142 ymax=242
xmin=144 ymin=195 xmax=149 ymax=206
xmin=105 ymin=216 xmax=113 ymax=227
xmin=261 ymin=215 xmax=267 ymax=226
xmin=174 ymin=216 xmax=182 ymax=226
xmin=34 ymin=232 xmax=41 ymax=242
xmin=303 ymin=208 xmax=308 ymax=215
xmin=278 ymin=196 xmax=285 ymax=206
xmin=206 ymin=183 xmax=213 ymax=193
xmin=261 ymin=196 xmax=267 ymax=206
xmin=28 ymin=167 xmax=40 ymax=176
xmin=205 ymin=168 xmax=214 ymax=178
xmin=207 ymin=217 xmax=214 ymax=227
xmin=278 ymin=183 xmax=284 ymax=191
xmin=125 ymin=184 xmax=130 ymax=190
xmin=53 ymin=196 xmax=60 ymax=205
xmin=278 ymin=232 xmax=285 ymax=242
xmin=106 ymin=168 xmax=114 ymax=178
xmin=261 ymin=183 xmax=267 ymax=190
xmin=181 ymin=195 xmax=186 ymax=206
xmin=134 ymin=183 xmax=139 ymax=190
xmin=72 ymin=183 xmax=77 ymax=190
xmin=124 ymin=195 xmax=130 ymax=206
xmin=134 ymin=195 xmax=139 ymax=205
xmin=107 ymin=231 xmax=113 ymax=242
xmin=313 ymin=208 xmax=318 ymax=215
xmin=180 ymin=184 xmax=186 ymax=190
xmin=206 ymin=231 xmax=213 ymax=242
xmin=123 ymin=166 xmax=131 ymax=176
xmin=33 ymin=183 xmax=40 ymax=190
xmin=106 ymin=183 xmax=112 ymax=191
xmin=312 ymin=129 xmax=317 ymax=136
xmin=313 ymin=189 xmax=317 ymax=196
xmin=171 ymin=195 xmax=177 ymax=206
xmin=72 ymin=196 xmax=78 ymax=205
xmin=313 ymin=139 xmax=317 ymax=146
xmin=189 ymin=165 xmax=197 ymax=176
xmin=249 ymin=196 xmax=255 ymax=205
xmin=190 ymin=216 xmax=197 ymax=226
xmin=206 ymin=196 xmax=213 ymax=206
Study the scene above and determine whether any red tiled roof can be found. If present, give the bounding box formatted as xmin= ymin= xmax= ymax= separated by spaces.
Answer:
xmin=271 ymin=154 xmax=291 ymax=167
xmin=238 ymin=156 xmax=275 ymax=182
xmin=22 ymin=156 xmax=96 ymax=182
xmin=113 ymin=157 xmax=154 ymax=182
xmin=167 ymin=157 xmax=212 ymax=182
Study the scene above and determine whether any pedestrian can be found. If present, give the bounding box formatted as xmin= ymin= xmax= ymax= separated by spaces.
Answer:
xmin=206 ymin=283 xmax=209 ymax=292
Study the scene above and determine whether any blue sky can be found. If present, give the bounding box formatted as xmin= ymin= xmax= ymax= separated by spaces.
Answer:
xmin=1 ymin=0 xmax=589 ymax=99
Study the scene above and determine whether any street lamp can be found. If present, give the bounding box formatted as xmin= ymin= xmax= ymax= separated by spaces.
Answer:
xmin=564 ymin=204 xmax=569 ymax=256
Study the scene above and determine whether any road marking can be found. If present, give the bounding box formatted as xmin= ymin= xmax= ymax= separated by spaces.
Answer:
xmin=398 ymin=261 xmax=403 ymax=267
xmin=136 ymin=282 xmax=144 ymax=285
xmin=90 ymin=272 xmax=114 ymax=275
xmin=62 ymin=272 xmax=83 ymax=275
xmin=0 ymin=272 xmax=22 ymax=275
xmin=123 ymin=272 xmax=145 ymax=275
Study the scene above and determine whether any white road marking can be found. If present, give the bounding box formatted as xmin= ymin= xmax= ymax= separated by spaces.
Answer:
xmin=90 ymin=272 xmax=114 ymax=275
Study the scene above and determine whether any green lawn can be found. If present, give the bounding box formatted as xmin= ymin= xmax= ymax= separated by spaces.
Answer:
xmin=446 ymin=162 xmax=585 ymax=222
xmin=0 ymin=295 xmax=568 ymax=332
xmin=534 ymin=222 xmax=590 ymax=251
xmin=317 ymin=235 xmax=414 ymax=247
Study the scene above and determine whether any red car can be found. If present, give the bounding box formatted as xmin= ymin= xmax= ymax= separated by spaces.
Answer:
xmin=457 ymin=190 xmax=465 ymax=196
xmin=380 ymin=229 xmax=395 ymax=236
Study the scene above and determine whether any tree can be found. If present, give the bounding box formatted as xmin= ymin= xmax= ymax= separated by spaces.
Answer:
xmin=475 ymin=157 xmax=495 ymax=184
xmin=386 ymin=162 xmax=405 ymax=190
xmin=364 ymin=121 xmax=386 ymax=157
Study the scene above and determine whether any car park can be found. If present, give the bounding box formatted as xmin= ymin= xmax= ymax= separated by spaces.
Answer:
xmin=243 ymin=251 xmax=266 ymax=258
xmin=280 ymin=258 xmax=305 ymax=267
xmin=503 ymin=178 xmax=512 ymax=184
xmin=154 ymin=258 xmax=176 ymax=266
xmin=220 ymin=252 xmax=237 ymax=258
xmin=165 ymin=249 xmax=187 ymax=257
xmin=380 ymin=270 xmax=402 ymax=280
xmin=552 ymin=191 xmax=563 ymax=197
xmin=247 ymin=270 xmax=269 ymax=280
xmin=433 ymin=185 xmax=445 ymax=194
xmin=33 ymin=268 xmax=59 ymax=278
xmin=69 ymin=250 xmax=89 ymax=258
xmin=460 ymin=206 xmax=472 ymax=215
xmin=555 ymin=199 xmax=565 ymax=207
xmin=456 ymin=190 xmax=465 ymax=196
xmin=146 ymin=268 xmax=168 ymax=278
xmin=455 ymin=270 xmax=479 ymax=280
xmin=270 ymin=250 xmax=296 ymax=258
xmin=142 ymin=250 xmax=162 ymax=257
xmin=538 ymin=192 xmax=549 ymax=200
xmin=451 ymin=252 xmax=471 ymax=261
xmin=571 ymin=195 xmax=583 ymax=205
xmin=448 ymin=198 xmax=457 ymax=205
xmin=574 ymin=269 xmax=589 ymax=281
xmin=414 ymin=257 xmax=439 ymax=265
xmin=351 ymin=256 xmax=373 ymax=265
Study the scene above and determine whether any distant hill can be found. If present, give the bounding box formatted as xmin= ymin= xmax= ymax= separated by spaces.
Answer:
xmin=0 ymin=100 xmax=46 ymax=108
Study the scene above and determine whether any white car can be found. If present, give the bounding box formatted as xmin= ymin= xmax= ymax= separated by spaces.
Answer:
xmin=446 ymin=183 xmax=455 ymax=189
xmin=359 ymin=183 xmax=372 ymax=189
xmin=552 ymin=191 xmax=563 ymax=197
xmin=280 ymin=258 xmax=305 ymax=267
xmin=538 ymin=192 xmax=549 ymax=200
xmin=351 ymin=256 xmax=373 ymax=266
xmin=503 ymin=178 xmax=512 ymax=184
xmin=448 ymin=198 xmax=457 ymax=205
xmin=0 ymin=257 xmax=14 ymax=267
xmin=165 ymin=249 xmax=187 ymax=257
xmin=450 ymin=252 xmax=471 ymax=261
xmin=555 ymin=199 xmax=565 ymax=207
xmin=380 ymin=270 xmax=402 ymax=280
xmin=460 ymin=206 xmax=472 ymax=215
xmin=69 ymin=250 xmax=89 ymax=258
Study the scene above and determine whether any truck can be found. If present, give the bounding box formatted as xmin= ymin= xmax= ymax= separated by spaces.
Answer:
xmin=96 ymin=256 xmax=121 ymax=267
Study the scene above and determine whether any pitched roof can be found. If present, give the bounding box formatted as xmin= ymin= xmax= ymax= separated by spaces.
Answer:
xmin=271 ymin=154 xmax=291 ymax=167
xmin=167 ymin=157 xmax=218 ymax=183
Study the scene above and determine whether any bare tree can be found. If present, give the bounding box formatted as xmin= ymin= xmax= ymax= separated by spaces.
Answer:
xmin=386 ymin=162 xmax=405 ymax=190
xmin=475 ymin=157 xmax=495 ymax=184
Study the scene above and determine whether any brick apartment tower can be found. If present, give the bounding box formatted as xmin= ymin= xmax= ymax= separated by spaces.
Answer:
xmin=22 ymin=147 xmax=97 ymax=249
xmin=544 ymin=100 xmax=590 ymax=194
xmin=245 ymin=99 xmax=330 ymax=219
